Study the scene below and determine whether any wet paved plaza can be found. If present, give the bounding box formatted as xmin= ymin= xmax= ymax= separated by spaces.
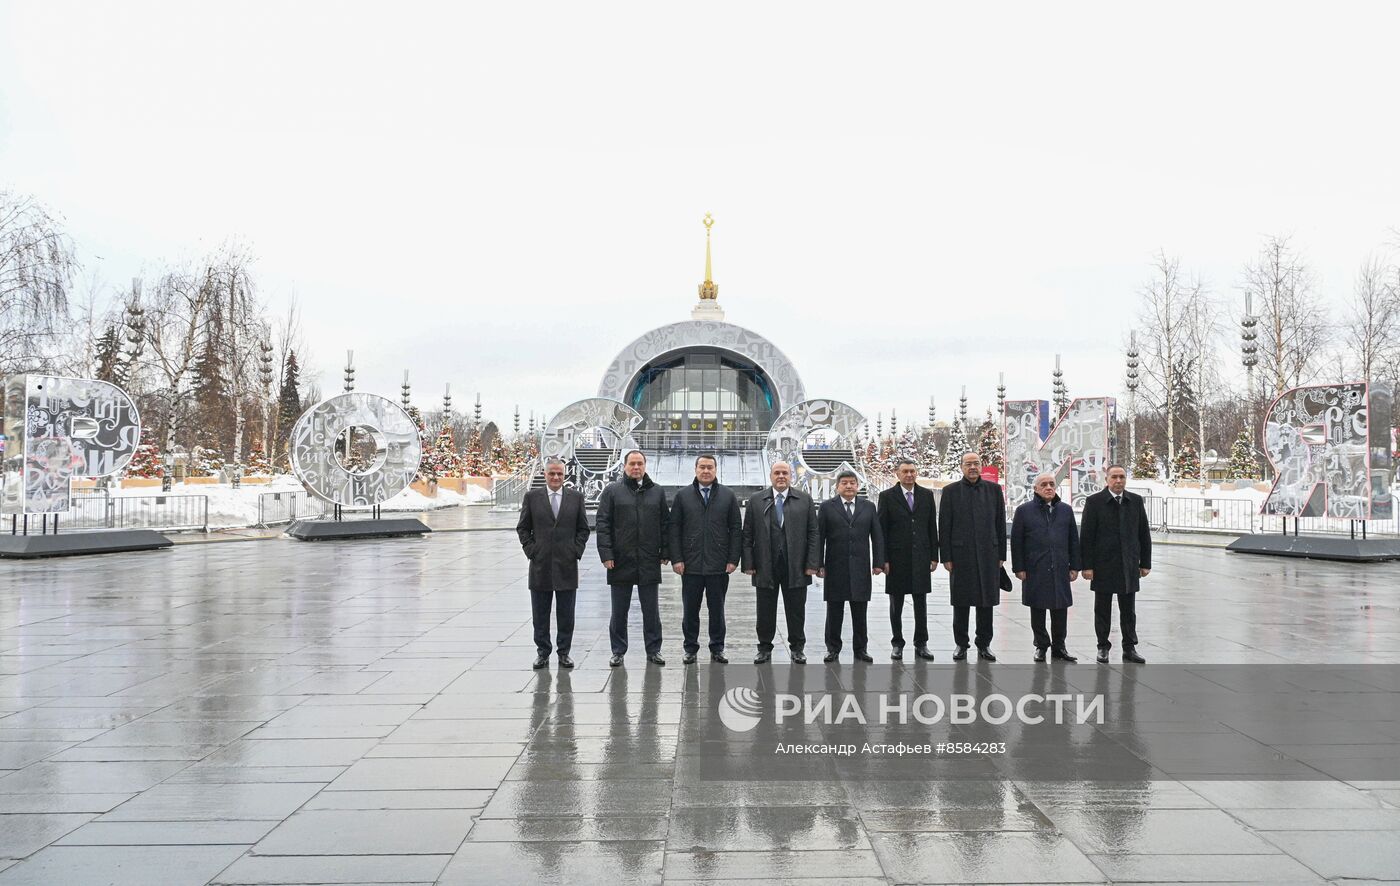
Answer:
xmin=1 ymin=523 xmax=1398 ymax=885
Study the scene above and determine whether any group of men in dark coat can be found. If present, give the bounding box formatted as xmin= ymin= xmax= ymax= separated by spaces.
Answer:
xmin=517 ymin=449 xmax=1151 ymax=668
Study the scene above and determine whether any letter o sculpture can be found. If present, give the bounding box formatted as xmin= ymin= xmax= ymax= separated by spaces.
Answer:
xmin=288 ymin=393 xmax=422 ymax=507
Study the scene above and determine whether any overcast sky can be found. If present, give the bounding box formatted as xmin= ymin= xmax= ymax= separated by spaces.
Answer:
xmin=2 ymin=1 xmax=1396 ymax=430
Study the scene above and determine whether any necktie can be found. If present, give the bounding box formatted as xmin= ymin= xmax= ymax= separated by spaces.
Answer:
xmin=775 ymin=492 xmax=785 ymax=527
xmin=905 ymin=489 xmax=915 ymax=512
xmin=846 ymin=500 xmax=854 ymax=519
xmin=550 ymin=491 xmax=560 ymax=519
xmin=701 ymin=486 xmax=710 ymax=505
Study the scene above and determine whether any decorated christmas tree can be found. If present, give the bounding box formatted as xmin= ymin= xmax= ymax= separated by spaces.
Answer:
xmin=942 ymin=418 xmax=970 ymax=477
xmin=428 ymin=427 xmax=463 ymax=477
xmin=461 ymin=425 xmax=489 ymax=477
xmin=488 ymin=431 xmax=512 ymax=474
xmin=245 ymin=439 xmax=273 ymax=476
xmin=1132 ymin=440 xmax=1158 ymax=480
xmin=919 ymin=429 xmax=942 ymax=479
xmin=977 ymin=409 xmax=1005 ymax=473
xmin=405 ymin=406 xmax=435 ymax=482
xmin=1226 ymin=429 xmax=1260 ymax=479
xmin=189 ymin=446 xmax=224 ymax=478
xmin=125 ymin=426 xmax=164 ymax=478
xmin=1172 ymin=436 xmax=1201 ymax=480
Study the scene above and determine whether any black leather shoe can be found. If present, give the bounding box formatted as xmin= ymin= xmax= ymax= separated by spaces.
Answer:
xmin=647 ymin=654 xmax=666 ymax=666
xmin=791 ymin=650 xmax=807 ymax=664
xmin=682 ymin=652 xmax=698 ymax=665
xmin=891 ymin=644 xmax=904 ymax=659
xmin=1122 ymin=647 xmax=1146 ymax=664
xmin=1096 ymin=648 xmax=1110 ymax=663
xmin=711 ymin=653 xmax=729 ymax=664
xmin=1051 ymin=646 xmax=1077 ymax=663
xmin=823 ymin=651 xmax=839 ymax=663
xmin=558 ymin=655 xmax=575 ymax=669
xmin=754 ymin=651 xmax=772 ymax=664
xmin=855 ymin=651 xmax=874 ymax=663
xmin=915 ymin=646 xmax=935 ymax=661
xmin=977 ymin=647 xmax=997 ymax=662
xmin=952 ymin=646 xmax=968 ymax=661
xmin=532 ymin=655 xmax=549 ymax=669
xmin=1033 ymin=647 xmax=1047 ymax=663
xmin=609 ymin=654 xmax=624 ymax=668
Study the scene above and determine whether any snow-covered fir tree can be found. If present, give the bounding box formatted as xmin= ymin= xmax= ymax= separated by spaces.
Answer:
xmin=918 ymin=428 xmax=942 ymax=478
xmin=488 ymin=431 xmax=512 ymax=474
xmin=462 ymin=425 xmax=489 ymax=476
xmin=189 ymin=446 xmax=224 ymax=478
xmin=125 ymin=426 xmax=164 ymax=478
xmin=1226 ymin=430 xmax=1260 ymax=479
xmin=245 ymin=439 xmax=272 ymax=475
xmin=942 ymin=418 xmax=970 ymax=476
xmin=977 ymin=409 xmax=1005 ymax=473
xmin=427 ymin=427 xmax=463 ymax=478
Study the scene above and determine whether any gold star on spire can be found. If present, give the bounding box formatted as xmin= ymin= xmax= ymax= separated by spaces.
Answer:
xmin=699 ymin=213 xmax=718 ymax=301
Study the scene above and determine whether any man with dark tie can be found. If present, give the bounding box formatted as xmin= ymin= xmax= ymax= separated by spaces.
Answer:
xmin=516 ymin=457 xmax=591 ymax=669
xmin=1011 ymin=472 xmax=1081 ymax=662
xmin=1080 ymin=464 xmax=1152 ymax=664
xmin=668 ymin=453 xmax=742 ymax=664
xmin=816 ymin=470 xmax=885 ymax=663
xmin=878 ymin=458 xmax=939 ymax=660
xmin=597 ymin=450 xmax=670 ymax=668
xmin=938 ymin=451 xmax=1008 ymax=661
xmin=742 ymin=461 xmax=820 ymax=664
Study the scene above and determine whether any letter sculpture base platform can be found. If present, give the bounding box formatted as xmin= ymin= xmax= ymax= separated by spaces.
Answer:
xmin=0 ymin=530 xmax=174 ymax=559
xmin=286 ymin=518 xmax=432 ymax=541
xmin=1226 ymin=534 xmax=1400 ymax=562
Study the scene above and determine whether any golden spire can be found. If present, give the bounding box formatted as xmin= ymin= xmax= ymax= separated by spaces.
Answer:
xmin=699 ymin=213 xmax=718 ymax=301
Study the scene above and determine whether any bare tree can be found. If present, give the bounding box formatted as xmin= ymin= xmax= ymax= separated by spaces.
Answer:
xmin=1183 ymin=287 xmax=1225 ymax=475
xmin=1342 ymin=254 xmax=1400 ymax=386
xmin=140 ymin=266 xmax=217 ymax=453
xmin=215 ymin=246 xmax=264 ymax=466
xmin=0 ymin=191 xmax=77 ymax=374
xmin=1136 ymin=251 xmax=1207 ymax=476
xmin=1240 ymin=235 xmax=1330 ymax=396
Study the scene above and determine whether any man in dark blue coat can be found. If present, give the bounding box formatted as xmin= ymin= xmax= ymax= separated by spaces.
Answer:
xmin=668 ymin=454 xmax=742 ymax=664
xmin=1011 ymin=472 xmax=1081 ymax=662
xmin=816 ymin=470 xmax=885 ymax=663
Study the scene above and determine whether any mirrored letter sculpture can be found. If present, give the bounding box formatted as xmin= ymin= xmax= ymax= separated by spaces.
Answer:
xmin=1003 ymin=397 xmax=1116 ymax=509
xmin=1261 ymin=381 xmax=1394 ymax=519
xmin=288 ymin=393 xmax=422 ymax=507
xmin=1 ymin=374 xmax=141 ymax=515
xmin=765 ymin=399 xmax=868 ymax=499
xmin=540 ymin=398 xmax=643 ymax=504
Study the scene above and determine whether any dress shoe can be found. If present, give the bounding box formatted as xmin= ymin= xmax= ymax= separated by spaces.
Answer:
xmin=977 ymin=647 xmax=997 ymax=662
xmin=823 ymin=650 xmax=839 ymax=663
xmin=753 ymin=651 xmax=772 ymax=664
xmin=682 ymin=652 xmax=698 ymax=665
xmin=952 ymin=646 xmax=968 ymax=661
xmin=1051 ymin=646 xmax=1077 ymax=663
xmin=855 ymin=651 xmax=874 ymax=663
xmin=791 ymin=650 xmax=807 ymax=664
xmin=1033 ymin=647 xmax=1047 ymax=663
xmin=711 ymin=652 xmax=729 ymax=664
xmin=608 ymin=654 xmax=624 ymax=668
xmin=891 ymin=644 xmax=904 ymax=659
xmin=532 ymin=655 xmax=549 ymax=669
xmin=915 ymin=646 xmax=935 ymax=661
xmin=647 ymin=654 xmax=666 ymax=666
xmin=1122 ymin=647 xmax=1146 ymax=664
xmin=1096 ymin=647 xmax=1110 ymax=664
xmin=558 ymin=654 xmax=575 ymax=669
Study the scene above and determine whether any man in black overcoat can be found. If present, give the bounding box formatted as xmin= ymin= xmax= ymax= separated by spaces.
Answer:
xmin=878 ymin=458 xmax=938 ymax=660
xmin=1011 ymin=472 xmax=1081 ymax=662
xmin=816 ymin=470 xmax=885 ymax=663
xmin=668 ymin=453 xmax=742 ymax=664
xmin=938 ymin=451 xmax=1008 ymax=661
xmin=596 ymin=450 xmax=670 ymax=668
xmin=1079 ymin=464 xmax=1152 ymax=663
xmin=516 ymin=457 xmax=592 ymax=669
xmin=742 ymin=461 xmax=820 ymax=664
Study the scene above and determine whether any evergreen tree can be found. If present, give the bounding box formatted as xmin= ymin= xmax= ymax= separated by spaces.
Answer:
xmin=461 ymin=425 xmax=489 ymax=477
xmin=426 ymin=427 xmax=463 ymax=478
xmin=488 ymin=430 xmax=512 ymax=474
xmin=1132 ymin=440 xmax=1158 ymax=480
xmin=1172 ymin=436 xmax=1201 ymax=480
xmin=94 ymin=325 xmax=122 ymax=382
xmin=274 ymin=351 xmax=302 ymax=467
xmin=942 ymin=418 xmax=970 ymax=477
xmin=245 ymin=439 xmax=272 ymax=475
xmin=190 ymin=445 xmax=225 ymax=477
xmin=405 ymin=405 xmax=435 ymax=482
xmin=1226 ymin=430 xmax=1260 ymax=479
xmin=977 ymin=409 xmax=1006 ymax=473
xmin=919 ymin=429 xmax=943 ymax=479
xmin=125 ymin=426 xmax=164 ymax=478
xmin=190 ymin=324 xmax=229 ymax=457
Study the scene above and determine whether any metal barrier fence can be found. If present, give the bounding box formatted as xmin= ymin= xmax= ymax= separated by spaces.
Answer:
xmin=1143 ymin=495 xmax=1398 ymax=537
xmin=61 ymin=492 xmax=209 ymax=533
xmin=255 ymin=490 xmax=328 ymax=527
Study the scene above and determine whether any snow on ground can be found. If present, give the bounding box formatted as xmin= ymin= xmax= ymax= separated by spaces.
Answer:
xmin=101 ymin=476 xmax=493 ymax=529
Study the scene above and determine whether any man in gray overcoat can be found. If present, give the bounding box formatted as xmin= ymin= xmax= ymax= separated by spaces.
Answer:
xmin=516 ymin=457 xmax=591 ymax=670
